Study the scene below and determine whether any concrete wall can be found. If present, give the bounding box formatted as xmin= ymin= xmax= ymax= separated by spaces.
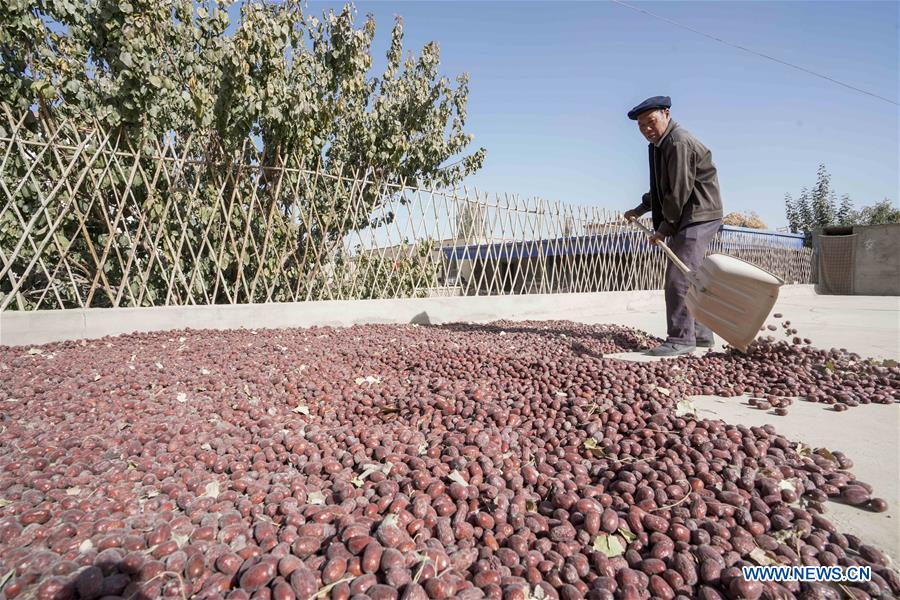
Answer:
xmin=1 ymin=285 xmax=817 ymax=347
xmin=852 ymin=224 xmax=900 ymax=296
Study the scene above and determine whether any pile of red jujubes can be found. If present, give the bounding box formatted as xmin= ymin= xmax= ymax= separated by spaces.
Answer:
xmin=0 ymin=320 xmax=897 ymax=600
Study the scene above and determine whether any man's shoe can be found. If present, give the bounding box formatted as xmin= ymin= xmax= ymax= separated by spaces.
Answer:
xmin=696 ymin=337 xmax=716 ymax=348
xmin=645 ymin=342 xmax=696 ymax=357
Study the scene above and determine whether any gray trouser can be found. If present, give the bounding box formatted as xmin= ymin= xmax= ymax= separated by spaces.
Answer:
xmin=664 ymin=219 xmax=722 ymax=344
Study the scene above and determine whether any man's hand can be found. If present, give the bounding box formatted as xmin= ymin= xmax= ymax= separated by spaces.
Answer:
xmin=623 ymin=209 xmax=639 ymax=222
xmin=648 ymin=231 xmax=666 ymax=246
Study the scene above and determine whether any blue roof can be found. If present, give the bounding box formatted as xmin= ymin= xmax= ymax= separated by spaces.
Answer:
xmin=443 ymin=225 xmax=805 ymax=261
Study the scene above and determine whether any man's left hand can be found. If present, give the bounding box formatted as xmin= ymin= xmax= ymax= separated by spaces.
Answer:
xmin=649 ymin=231 xmax=666 ymax=246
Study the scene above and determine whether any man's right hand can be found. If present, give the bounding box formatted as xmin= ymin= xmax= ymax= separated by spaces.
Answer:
xmin=623 ymin=209 xmax=639 ymax=222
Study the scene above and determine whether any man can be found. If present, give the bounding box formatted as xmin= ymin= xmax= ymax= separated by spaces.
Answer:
xmin=623 ymin=96 xmax=724 ymax=357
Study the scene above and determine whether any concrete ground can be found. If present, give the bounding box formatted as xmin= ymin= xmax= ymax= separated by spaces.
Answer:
xmin=604 ymin=291 xmax=900 ymax=563
xmin=599 ymin=287 xmax=899 ymax=360
xmin=693 ymin=395 xmax=899 ymax=564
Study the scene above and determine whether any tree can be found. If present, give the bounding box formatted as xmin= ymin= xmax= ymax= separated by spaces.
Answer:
xmin=1 ymin=0 xmax=486 ymax=307
xmin=855 ymin=199 xmax=900 ymax=226
xmin=722 ymin=211 xmax=767 ymax=229
xmin=784 ymin=193 xmax=800 ymax=233
xmin=2 ymin=1 xmax=485 ymax=186
xmin=784 ymin=165 xmax=843 ymax=243
xmin=810 ymin=164 xmax=836 ymax=228
xmin=783 ymin=165 xmax=898 ymax=246
xmin=836 ymin=194 xmax=855 ymax=226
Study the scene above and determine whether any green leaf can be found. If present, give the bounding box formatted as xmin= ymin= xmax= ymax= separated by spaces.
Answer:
xmin=582 ymin=437 xmax=605 ymax=457
xmin=120 ymin=1 xmax=133 ymax=13
xmin=591 ymin=533 xmax=625 ymax=558
xmin=617 ymin=525 xmax=637 ymax=543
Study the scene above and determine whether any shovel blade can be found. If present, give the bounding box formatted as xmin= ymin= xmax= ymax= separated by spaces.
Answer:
xmin=686 ymin=254 xmax=784 ymax=352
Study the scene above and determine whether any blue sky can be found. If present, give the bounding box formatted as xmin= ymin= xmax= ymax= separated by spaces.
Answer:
xmin=255 ymin=1 xmax=899 ymax=229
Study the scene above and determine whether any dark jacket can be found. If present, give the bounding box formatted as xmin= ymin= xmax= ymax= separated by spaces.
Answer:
xmin=631 ymin=120 xmax=723 ymax=236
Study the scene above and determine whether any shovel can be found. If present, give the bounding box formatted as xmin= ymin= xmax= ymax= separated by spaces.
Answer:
xmin=629 ymin=218 xmax=784 ymax=352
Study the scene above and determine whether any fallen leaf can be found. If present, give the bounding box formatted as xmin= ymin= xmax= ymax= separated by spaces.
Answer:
xmin=778 ymin=479 xmax=797 ymax=493
xmin=352 ymin=463 xmax=393 ymax=487
xmin=0 ymin=498 xmax=12 ymax=508
xmin=66 ymin=487 xmax=81 ymax=496
xmin=417 ymin=442 xmax=428 ymax=455
xmin=314 ymin=576 xmax=355 ymax=599
xmin=79 ymin=539 xmax=94 ymax=553
xmin=531 ymin=585 xmax=548 ymax=599
xmin=0 ymin=569 xmax=14 ymax=593
xmin=583 ymin=437 xmax=605 ymax=457
xmin=307 ymin=491 xmax=325 ymax=505
xmin=380 ymin=405 xmax=399 ymax=415
xmin=293 ymin=404 xmax=310 ymax=416
xmin=882 ymin=359 xmax=898 ymax=368
xmin=617 ymin=525 xmax=637 ymax=543
xmin=176 ymin=392 xmax=187 ymax=403
xmin=448 ymin=470 xmax=469 ymax=487
xmin=591 ymin=533 xmax=625 ymax=558
xmin=27 ymin=347 xmax=43 ymax=355
xmin=814 ymin=448 xmax=836 ymax=462
xmin=381 ymin=513 xmax=400 ymax=529
xmin=200 ymin=443 xmax=212 ymax=451
xmin=355 ymin=375 xmax=381 ymax=385
xmin=554 ymin=391 xmax=567 ymax=397
xmin=203 ymin=481 xmax=220 ymax=498
xmin=675 ymin=399 xmax=697 ymax=418
xmin=795 ymin=443 xmax=813 ymax=458
xmin=525 ymin=498 xmax=538 ymax=512
xmin=201 ymin=368 xmax=211 ymax=375
xmin=655 ymin=386 xmax=671 ymax=397
xmin=155 ymin=362 xmax=164 ymax=370
xmin=749 ymin=547 xmax=780 ymax=566
xmin=773 ymin=529 xmax=798 ymax=544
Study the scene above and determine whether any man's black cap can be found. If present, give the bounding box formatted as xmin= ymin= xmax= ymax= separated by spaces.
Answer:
xmin=627 ymin=96 xmax=671 ymax=120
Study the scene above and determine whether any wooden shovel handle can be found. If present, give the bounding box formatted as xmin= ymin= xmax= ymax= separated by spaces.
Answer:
xmin=627 ymin=217 xmax=692 ymax=276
